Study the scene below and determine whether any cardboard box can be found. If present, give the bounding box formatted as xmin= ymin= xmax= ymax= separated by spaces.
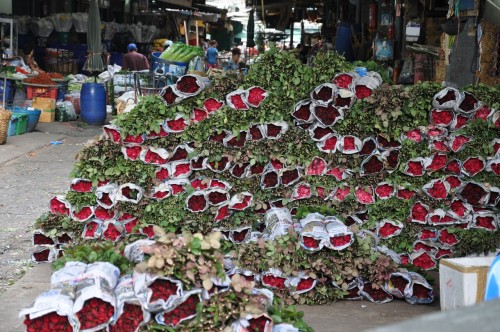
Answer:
xmin=440 ymin=257 xmax=495 ymax=311
xmin=33 ymin=97 xmax=56 ymax=123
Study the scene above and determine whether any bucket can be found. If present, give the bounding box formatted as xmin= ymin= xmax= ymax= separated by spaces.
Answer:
xmin=335 ymin=22 xmax=354 ymax=61
xmin=58 ymin=32 xmax=69 ymax=44
xmin=80 ymin=83 xmax=106 ymax=125
xmin=8 ymin=107 xmax=41 ymax=132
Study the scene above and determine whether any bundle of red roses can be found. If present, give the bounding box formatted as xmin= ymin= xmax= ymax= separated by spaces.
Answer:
xmin=375 ymin=183 xmax=395 ymax=200
xmin=203 ymin=97 xmax=224 ymax=113
xmin=50 ymin=196 xmax=70 ymax=215
xmin=409 ymin=201 xmax=430 ymax=224
xmin=70 ymin=206 xmax=94 ymax=222
xmin=185 ymin=192 xmax=209 ymax=212
xmin=246 ymin=86 xmax=269 ymax=107
xmin=292 ymin=100 xmax=315 ymax=124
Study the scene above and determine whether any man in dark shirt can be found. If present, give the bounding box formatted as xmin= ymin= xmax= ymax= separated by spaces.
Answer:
xmin=123 ymin=43 xmax=149 ymax=71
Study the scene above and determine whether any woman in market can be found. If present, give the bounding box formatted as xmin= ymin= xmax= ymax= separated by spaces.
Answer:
xmin=206 ymin=40 xmax=219 ymax=69
xmin=22 ymin=44 xmax=44 ymax=73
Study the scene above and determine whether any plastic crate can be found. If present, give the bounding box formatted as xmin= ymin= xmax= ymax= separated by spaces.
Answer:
xmin=26 ymin=86 xmax=58 ymax=99
xmin=7 ymin=117 xmax=18 ymax=137
xmin=13 ymin=114 xmax=28 ymax=135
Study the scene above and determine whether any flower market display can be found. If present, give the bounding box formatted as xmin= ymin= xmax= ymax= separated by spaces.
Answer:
xmin=24 ymin=47 xmax=499 ymax=330
xmin=24 ymin=232 xmax=313 ymax=332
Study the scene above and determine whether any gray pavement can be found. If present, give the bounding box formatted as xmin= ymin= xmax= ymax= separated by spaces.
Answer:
xmin=0 ymin=121 xmax=440 ymax=331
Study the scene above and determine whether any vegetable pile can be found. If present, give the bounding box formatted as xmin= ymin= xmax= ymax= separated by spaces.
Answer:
xmin=24 ymin=46 xmax=500 ymax=330
xmin=159 ymin=43 xmax=204 ymax=63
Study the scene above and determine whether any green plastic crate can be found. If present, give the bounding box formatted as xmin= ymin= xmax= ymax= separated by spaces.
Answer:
xmin=12 ymin=114 xmax=28 ymax=135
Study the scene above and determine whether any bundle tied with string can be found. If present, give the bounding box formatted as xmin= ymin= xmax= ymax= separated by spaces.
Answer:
xmin=84 ymin=0 xmax=105 ymax=75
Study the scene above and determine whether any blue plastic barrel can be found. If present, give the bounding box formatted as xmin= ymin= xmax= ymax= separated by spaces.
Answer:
xmin=335 ymin=23 xmax=354 ymax=61
xmin=80 ymin=83 xmax=107 ymax=125
xmin=7 ymin=107 xmax=41 ymax=132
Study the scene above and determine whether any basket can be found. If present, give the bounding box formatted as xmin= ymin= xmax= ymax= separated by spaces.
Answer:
xmin=26 ymin=85 xmax=58 ymax=99
xmin=0 ymin=108 xmax=13 ymax=145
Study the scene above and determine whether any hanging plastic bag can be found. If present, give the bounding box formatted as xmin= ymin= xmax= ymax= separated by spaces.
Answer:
xmin=398 ymin=57 xmax=413 ymax=84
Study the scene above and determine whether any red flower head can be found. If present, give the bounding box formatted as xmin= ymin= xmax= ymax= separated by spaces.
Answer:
xmin=176 ymin=75 xmax=201 ymax=94
xmin=355 ymin=186 xmax=375 ymax=204
xmin=292 ymin=99 xmax=314 ymax=123
xmin=247 ymin=86 xmax=269 ymax=107
xmin=449 ymin=135 xmax=472 ymax=153
xmin=186 ymin=192 xmax=208 ymax=212
xmin=430 ymin=109 xmax=454 ymax=126
xmin=397 ymin=188 xmax=416 ymax=200
xmin=165 ymin=117 xmax=188 ymax=133
xmin=425 ymin=154 xmax=447 ymax=173
xmin=307 ymin=157 xmax=327 ymax=175
xmin=457 ymin=92 xmax=480 ymax=113
xmin=326 ymin=167 xmax=350 ymax=181
xmin=191 ymin=107 xmax=208 ymax=123
xmin=411 ymin=252 xmax=437 ymax=270
xmin=419 ymin=229 xmax=438 ymax=241
xmin=375 ymin=183 xmax=395 ymax=199
xmin=362 ymin=155 xmax=384 ymax=175
xmin=281 ymin=168 xmax=301 ymax=187
xmin=446 ymin=159 xmax=462 ymax=175
xmin=333 ymin=185 xmax=351 ymax=201
xmin=214 ymin=204 xmax=231 ymax=221
xmin=377 ymin=220 xmax=403 ymax=239
xmin=333 ymin=73 xmax=355 ymax=89
xmin=462 ymin=157 xmax=485 ymax=177
xmin=473 ymin=105 xmax=492 ymax=121
xmin=103 ymin=125 xmax=121 ymax=143
xmin=404 ymin=128 xmax=424 ymax=143
xmin=312 ymin=103 xmax=343 ymax=126
xmin=451 ymin=114 xmax=469 ymax=130
xmin=405 ymin=159 xmax=425 ymax=177
xmin=410 ymin=202 xmax=430 ymax=224
xmin=312 ymin=83 xmax=336 ymax=103
xmin=442 ymin=173 xmax=461 ymax=190
xmin=424 ymin=179 xmax=449 ymax=200
xmin=355 ymin=85 xmax=372 ymax=99
xmin=228 ymin=91 xmax=249 ymax=110
xmin=292 ymin=183 xmax=312 ymax=200
xmin=203 ymin=98 xmax=224 ymax=113
xmin=439 ymin=229 xmax=459 ymax=246
xmin=458 ymin=182 xmax=488 ymax=206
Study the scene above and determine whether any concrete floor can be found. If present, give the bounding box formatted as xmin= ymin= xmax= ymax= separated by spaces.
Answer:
xmin=0 ymin=121 xmax=440 ymax=331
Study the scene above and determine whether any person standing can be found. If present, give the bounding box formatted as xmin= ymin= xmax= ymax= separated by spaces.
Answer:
xmin=122 ymin=43 xmax=149 ymax=71
xmin=206 ymin=40 xmax=219 ymax=70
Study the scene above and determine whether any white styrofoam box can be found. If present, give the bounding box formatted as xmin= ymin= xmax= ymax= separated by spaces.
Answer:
xmin=405 ymin=26 xmax=420 ymax=42
xmin=440 ymin=256 xmax=495 ymax=311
